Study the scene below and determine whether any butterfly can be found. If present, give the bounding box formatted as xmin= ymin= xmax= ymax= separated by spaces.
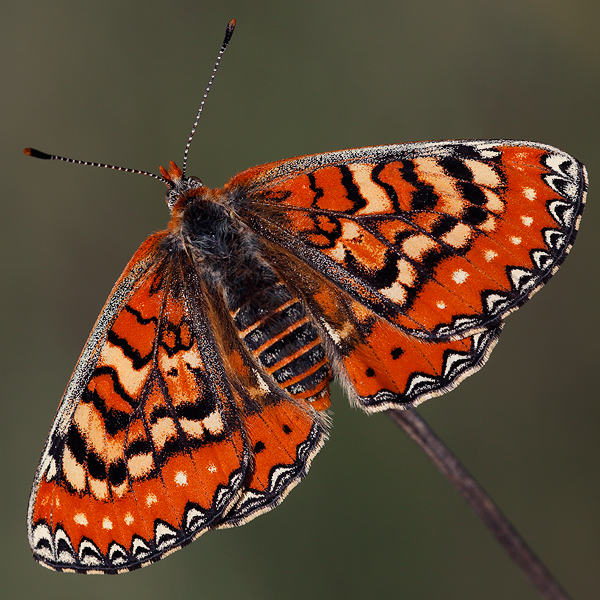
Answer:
xmin=26 ymin=21 xmax=587 ymax=574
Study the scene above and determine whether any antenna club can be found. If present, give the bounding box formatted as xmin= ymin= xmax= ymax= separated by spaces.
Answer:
xmin=24 ymin=147 xmax=52 ymax=160
xmin=225 ymin=19 xmax=236 ymax=43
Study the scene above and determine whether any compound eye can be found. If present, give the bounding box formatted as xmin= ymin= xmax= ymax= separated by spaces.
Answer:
xmin=165 ymin=190 xmax=179 ymax=209
xmin=188 ymin=176 xmax=203 ymax=186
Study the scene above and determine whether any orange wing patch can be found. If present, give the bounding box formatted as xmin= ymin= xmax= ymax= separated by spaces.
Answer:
xmin=341 ymin=311 xmax=502 ymax=411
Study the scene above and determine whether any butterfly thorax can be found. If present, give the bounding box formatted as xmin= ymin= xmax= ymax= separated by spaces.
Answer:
xmin=168 ymin=189 xmax=235 ymax=258
xmin=160 ymin=159 xmax=242 ymax=262
xmin=161 ymin=167 xmax=276 ymax=308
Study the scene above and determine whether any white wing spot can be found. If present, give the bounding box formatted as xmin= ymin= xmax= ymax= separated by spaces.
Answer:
xmin=124 ymin=513 xmax=134 ymax=526
xmin=175 ymin=470 xmax=188 ymax=486
xmin=480 ymin=149 xmax=500 ymax=159
xmin=523 ymin=187 xmax=536 ymax=200
xmin=203 ymin=410 xmax=225 ymax=435
xmin=511 ymin=236 xmax=522 ymax=245
xmin=485 ymin=249 xmax=498 ymax=262
xmin=102 ymin=517 xmax=113 ymax=530
xmin=437 ymin=301 xmax=446 ymax=309
xmin=74 ymin=513 xmax=88 ymax=526
xmin=521 ymin=215 xmax=533 ymax=226
xmin=146 ymin=493 xmax=158 ymax=507
xmin=207 ymin=463 xmax=217 ymax=473
xmin=380 ymin=280 xmax=407 ymax=303
xmin=452 ymin=269 xmax=469 ymax=284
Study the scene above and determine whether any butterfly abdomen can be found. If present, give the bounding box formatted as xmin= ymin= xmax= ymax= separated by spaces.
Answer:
xmin=232 ymin=282 xmax=332 ymax=411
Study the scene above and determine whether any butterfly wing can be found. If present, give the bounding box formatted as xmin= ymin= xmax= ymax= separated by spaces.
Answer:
xmin=209 ymin=329 xmax=328 ymax=529
xmin=28 ymin=234 xmax=252 ymax=573
xmin=28 ymin=230 xmax=329 ymax=572
xmin=227 ymin=140 xmax=586 ymax=341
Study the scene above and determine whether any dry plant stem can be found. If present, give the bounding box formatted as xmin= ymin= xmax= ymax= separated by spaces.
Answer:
xmin=387 ymin=408 xmax=572 ymax=600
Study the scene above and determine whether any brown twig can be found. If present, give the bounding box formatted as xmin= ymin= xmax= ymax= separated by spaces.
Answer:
xmin=387 ymin=408 xmax=572 ymax=600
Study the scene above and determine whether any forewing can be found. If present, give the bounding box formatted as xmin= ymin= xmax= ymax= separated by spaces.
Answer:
xmin=28 ymin=236 xmax=248 ymax=573
xmin=228 ymin=140 xmax=586 ymax=340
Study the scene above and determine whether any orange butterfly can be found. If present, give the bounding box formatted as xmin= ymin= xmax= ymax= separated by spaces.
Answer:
xmin=26 ymin=20 xmax=586 ymax=573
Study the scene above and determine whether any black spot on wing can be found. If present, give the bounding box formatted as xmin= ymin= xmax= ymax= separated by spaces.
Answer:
xmin=308 ymin=172 xmax=324 ymax=204
xmin=87 ymin=451 xmax=107 ymax=480
xmin=398 ymin=160 xmax=438 ymax=210
xmin=391 ymin=347 xmax=404 ymax=359
xmin=372 ymin=162 xmax=400 ymax=208
xmin=440 ymin=156 xmax=473 ymax=181
xmin=148 ymin=404 xmax=169 ymax=424
xmin=457 ymin=180 xmax=488 ymax=206
xmin=431 ymin=215 xmax=459 ymax=238
xmin=108 ymin=460 xmax=127 ymax=486
xmin=175 ymin=398 xmax=217 ymax=421
xmin=127 ymin=438 xmax=152 ymax=457
xmin=66 ymin=424 xmax=86 ymax=464
xmin=463 ymin=205 xmax=488 ymax=227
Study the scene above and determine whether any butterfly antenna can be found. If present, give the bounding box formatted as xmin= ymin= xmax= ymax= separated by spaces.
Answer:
xmin=181 ymin=18 xmax=236 ymax=178
xmin=23 ymin=147 xmax=167 ymax=184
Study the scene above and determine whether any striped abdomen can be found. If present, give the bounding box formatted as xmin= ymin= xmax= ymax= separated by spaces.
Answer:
xmin=233 ymin=283 xmax=331 ymax=410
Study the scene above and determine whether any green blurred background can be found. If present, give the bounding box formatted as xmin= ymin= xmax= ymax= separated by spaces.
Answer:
xmin=2 ymin=1 xmax=598 ymax=599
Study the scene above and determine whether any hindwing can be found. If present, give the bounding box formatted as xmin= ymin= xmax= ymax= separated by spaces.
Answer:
xmin=260 ymin=252 xmax=503 ymax=412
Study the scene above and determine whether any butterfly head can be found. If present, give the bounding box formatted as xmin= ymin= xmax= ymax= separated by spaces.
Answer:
xmin=160 ymin=160 xmax=204 ymax=211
